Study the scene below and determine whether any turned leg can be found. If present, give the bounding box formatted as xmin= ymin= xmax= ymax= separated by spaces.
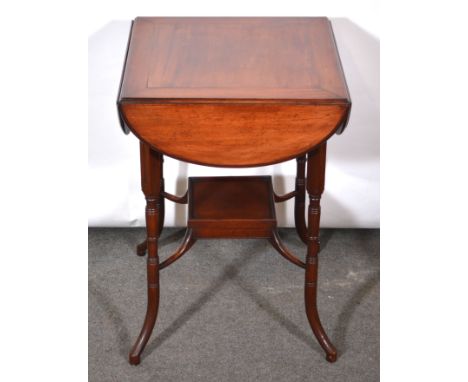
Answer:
xmin=295 ymin=155 xmax=308 ymax=244
xmin=129 ymin=142 xmax=163 ymax=365
xmin=305 ymin=143 xmax=337 ymax=362
xmin=135 ymin=156 xmax=164 ymax=257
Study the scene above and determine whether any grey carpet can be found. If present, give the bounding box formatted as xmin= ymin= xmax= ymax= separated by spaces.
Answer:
xmin=89 ymin=228 xmax=379 ymax=382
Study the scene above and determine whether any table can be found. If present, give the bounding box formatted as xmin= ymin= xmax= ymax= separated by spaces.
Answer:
xmin=117 ymin=17 xmax=351 ymax=365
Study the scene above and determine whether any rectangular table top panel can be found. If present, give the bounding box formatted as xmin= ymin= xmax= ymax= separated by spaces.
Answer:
xmin=119 ymin=17 xmax=350 ymax=103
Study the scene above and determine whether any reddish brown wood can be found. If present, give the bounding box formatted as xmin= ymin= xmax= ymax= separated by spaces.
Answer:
xmin=188 ymin=176 xmax=276 ymax=239
xmin=117 ymin=17 xmax=351 ymax=167
xmin=120 ymin=103 xmax=347 ymax=167
xmin=163 ymin=191 xmax=188 ymax=204
xmin=305 ymin=143 xmax=337 ymax=362
xmin=135 ymin=155 xmax=165 ymax=257
xmin=119 ymin=18 xmax=349 ymax=101
xmin=159 ymin=229 xmax=195 ymax=270
xmin=269 ymin=230 xmax=306 ymax=269
xmin=129 ymin=142 xmax=162 ymax=365
xmin=130 ymin=169 xmax=340 ymax=363
xmin=136 ymin=240 xmax=147 ymax=256
xmin=295 ymin=155 xmax=308 ymax=244
xmin=273 ymin=190 xmax=297 ymax=203
xmin=117 ymin=17 xmax=351 ymax=365
xmin=159 ymin=155 xmax=165 ymax=235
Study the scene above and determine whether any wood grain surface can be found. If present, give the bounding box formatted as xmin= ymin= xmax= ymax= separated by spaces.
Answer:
xmin=121 ymin=103 xmax=347 ymax=166
xmin=117 ymin=17 xmax=351 ymax=166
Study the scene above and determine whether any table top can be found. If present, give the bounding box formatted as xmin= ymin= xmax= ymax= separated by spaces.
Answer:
xmin=119 ymin=17 xmax=349 ymax=103
xmin=118 ymin=17 xmax=351 ymax=167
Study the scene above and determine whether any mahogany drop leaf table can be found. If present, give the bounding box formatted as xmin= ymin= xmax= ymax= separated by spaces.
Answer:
xmin=117 ymin=17 xmax=351 ymax=365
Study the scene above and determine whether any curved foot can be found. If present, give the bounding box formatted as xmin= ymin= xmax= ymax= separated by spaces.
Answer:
xmin=305 ymin=283 xmax=337 ymax=362
xmin=269 ymin=230 xmax=305 ymax=269
xmin=128 ymin=285 xmax=159 ymax=365
xmin=136 ymin=240 xmax=147 ymax=256
xmin=129 ymin=354 xmax=140 ymax=365
xmin=326 ymin=352 xmax=337 ymax=363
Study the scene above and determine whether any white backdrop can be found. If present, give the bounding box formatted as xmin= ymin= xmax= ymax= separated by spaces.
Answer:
xmin=88 ymin=18 xmax=379 ymax=228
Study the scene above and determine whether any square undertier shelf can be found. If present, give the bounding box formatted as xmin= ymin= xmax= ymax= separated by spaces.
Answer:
xmin=188 ymin=176 xmax=277 ymax=239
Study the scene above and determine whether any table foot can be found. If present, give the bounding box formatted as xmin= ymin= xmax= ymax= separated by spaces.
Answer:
xmin=129 ymin=354 xmax=140 ymax=365
xmin=128 ymin=274 xmax=160 ymax=365
xmin=136 ymin=240 xmax=147 ymax=256
xmin=305 ymin=281 xmax=338 ymax=362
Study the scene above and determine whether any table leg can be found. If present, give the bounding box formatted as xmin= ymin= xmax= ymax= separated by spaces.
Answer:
xmin=129 ymin=142 xmax=163 ymax=365
xmin=305 ymin=143 xmax=337 ymax=362
xmin=159 ymin=155 xmax=165 ymax=235
xmin=294 ymin=155 xmax=307 ymax=244
xmin=135 ymin=156 xmax=164 ymax=257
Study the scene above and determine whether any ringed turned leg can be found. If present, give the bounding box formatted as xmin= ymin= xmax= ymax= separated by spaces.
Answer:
xmin=295 ymin=155 xmax=308 ymax=244
xmin=135 ymin=156 xmax=164 ymax=256
xmin=129 ymin=142 xmax=163 ymax=365
xmin=305 ymin=143 xmax=337 ymax=362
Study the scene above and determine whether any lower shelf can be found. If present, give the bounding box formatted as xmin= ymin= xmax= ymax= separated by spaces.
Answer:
xmin=188 ymin=176 xmax=277 ymax=238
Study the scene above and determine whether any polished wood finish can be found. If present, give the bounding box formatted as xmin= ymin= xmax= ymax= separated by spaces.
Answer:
xmin=273 ymin=190 xmax=297 ymax=203
xmin=269 ymin=230 xmax=306 ymax=269
xmin=305 ymin=143 xmax=337 ymax=362
xmin=295 ymin=155 xmax=308 ymax=244
xmin=120 ymin=17 xmax=349 ymax=101
xmin=121 ymin=103 xmax=347 ymax=167
xmin=188 ymin=176 xmax=276 ymax=238
xmin=158 ymin=155 xmax=165 ymax=235
xmin=117 ymin=17 xmax=351 ymax=366
xmin=129 ymin=142 xmax=162 ymax=365
xmin=118 ymin=17 xmax=351 ymax=167
xmin=188 ymin=176 xmax=305 ymax=269
xmin=163 ymin=190 xmax=188 ymax=204
xmin=130 ymin=171 xmax=331 ymax=363
xmin=134 ymin=156 xmax=166 ymax=257
xmin=159 ymin=229 xmax=195 ymax=270
xmin=136 ymin=240 xmax=147 ymax=257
